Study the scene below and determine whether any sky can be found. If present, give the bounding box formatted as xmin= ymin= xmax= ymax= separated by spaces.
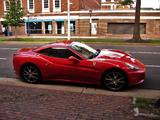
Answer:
xmin=141 ymin=0 xmax=160 ymax=9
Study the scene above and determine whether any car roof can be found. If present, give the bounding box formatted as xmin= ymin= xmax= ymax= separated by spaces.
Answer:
xmin=51 ymin=40 xmax=74 ymax=46
xmin=34 ymin=40 xmax=75 ymax=52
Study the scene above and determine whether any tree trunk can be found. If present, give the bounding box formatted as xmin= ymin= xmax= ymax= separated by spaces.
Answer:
xmin=15 ymin=26 xmax=17 ymax=38
xmin=132 ymin=0 xmax=141 ymax=42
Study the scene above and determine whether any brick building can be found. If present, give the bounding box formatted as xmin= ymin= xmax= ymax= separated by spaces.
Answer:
xmin=0 ymin=0 xmax=160 ymax=37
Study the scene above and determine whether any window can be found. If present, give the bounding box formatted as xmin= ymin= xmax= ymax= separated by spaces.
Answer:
xmin=42 ymin=0 xmax=50 ymax=12
xmin=70 ymin=21 xmax=75 ymax=35
xmin=70 ymin=42 xmax=98 ymax=59
xmin=53 ymin=0 xmax=61 ymax=12
xmin=28 ymin=0 xmax=34 ymax=13
xmin=29 ymin=0 xmax=33 ymax=9
xmin=26 ymin=22 xmax=42 ymax=34
xmin=39 ymin=47 xmax=81 ymax=59
xmin=4 ymin=0 xmax=10 ymax=11
xmin=55 ymin=0 xmax=60 ymax=8
xmin=44 ymin=0 xmax=49 ymax=8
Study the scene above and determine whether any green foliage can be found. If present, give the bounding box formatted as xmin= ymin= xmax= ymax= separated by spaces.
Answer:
xmin=120 ymin=0 xmax=134 ymax=5
xmin=4 ymin=0 xmax=24 ymax=26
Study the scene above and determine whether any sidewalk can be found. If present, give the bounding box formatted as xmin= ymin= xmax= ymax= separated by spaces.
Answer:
xmin=0 ymin=78 xmax=159 ymax=120
xmin=0 ymin=78 xmax=160 ymax=99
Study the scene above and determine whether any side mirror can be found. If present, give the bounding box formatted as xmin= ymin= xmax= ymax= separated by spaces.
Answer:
xmin=68 ymin=56 xmax=79 ymax=63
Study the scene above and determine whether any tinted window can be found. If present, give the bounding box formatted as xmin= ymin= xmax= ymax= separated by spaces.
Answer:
xmin=39 ymin=47 xmax=81 ymax=59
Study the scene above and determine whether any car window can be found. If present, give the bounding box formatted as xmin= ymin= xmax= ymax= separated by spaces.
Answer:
xmin=38 ymin=47 xmax=81 ymax=60
xmin=70 ymin=42 xmax=98 ymax=59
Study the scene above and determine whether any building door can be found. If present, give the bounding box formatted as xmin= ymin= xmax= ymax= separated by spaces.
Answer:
xmin=70 ymin=21 xmax=75 ymax=35
xmin=56 ymin=22 xmax=64 ymax=34
xmin=45 ymin=22 xmax=52 ymax=34
xmin=91 ymin=22 xmax=97 ymax=35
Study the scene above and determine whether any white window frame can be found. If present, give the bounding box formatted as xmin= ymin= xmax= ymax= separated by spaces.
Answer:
xmin=27 ymin=0 xmax=35 ymax=13
xmin=53 ymin=0 xmax=61 ymax=12
xmin=101 ymin=0 xmax=106 ymax=3
xmin=20 ymin=0 xmax=22 ymax=7
xmin=42 ymin=0 xmax=50 ymax=13
xmin=4 ymin=0 xmax=10 ymax=12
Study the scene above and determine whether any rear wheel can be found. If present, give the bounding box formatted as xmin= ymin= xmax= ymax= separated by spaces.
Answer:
xmin=102 ymin=70 xmax=127 ymax=91
xmin=21 ymin=64 xmax=41 ymax=83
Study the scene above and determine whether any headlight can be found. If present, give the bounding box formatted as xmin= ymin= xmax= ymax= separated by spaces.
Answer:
xmin=125 ymin=62 xmax=139 ymax=71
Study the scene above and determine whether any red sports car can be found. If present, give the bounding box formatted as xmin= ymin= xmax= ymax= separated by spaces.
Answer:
xmin=13 ymin=41 xmax=145 ymax=91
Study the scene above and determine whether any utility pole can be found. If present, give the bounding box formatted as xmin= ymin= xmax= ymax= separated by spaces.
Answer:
xmin=67 ymin=0 xmax=71 ymax=40
xmin=89 ymin=9 xmax=92 ymax=36
xmin=27 ymin=11 xmax=30 ymax=36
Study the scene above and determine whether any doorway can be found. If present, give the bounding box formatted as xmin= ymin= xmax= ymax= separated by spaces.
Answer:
xmin=56 ymin=21 xmax=64 ymax=34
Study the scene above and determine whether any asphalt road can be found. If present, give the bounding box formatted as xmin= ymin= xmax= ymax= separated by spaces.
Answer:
xmin=0 ymin=43 xmax=160 ymax=90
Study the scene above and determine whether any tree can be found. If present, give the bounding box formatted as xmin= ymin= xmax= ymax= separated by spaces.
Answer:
xmin=120 ymin=0 xmax=134 ymax=7
xmin=4 ymin=0 xmax=24 ymax=37
xmin=120 ymin=0 xmax=141 ymax=42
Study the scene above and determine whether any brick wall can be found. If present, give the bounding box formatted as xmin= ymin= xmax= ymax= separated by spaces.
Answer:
xmin=34 ymin=0 xmax=41 ymax=13
xmin=0 ymin=1 xmax=4 ymax=17
xmin=22 ymin=0 xmax=27 ymax=15
xmin=11 ymin=25 xmax=25 ymax=35
xmin=61 ymin=0 xmax=80 ymax=12
xmin=77 ymin=19 xmax=90 ymax=36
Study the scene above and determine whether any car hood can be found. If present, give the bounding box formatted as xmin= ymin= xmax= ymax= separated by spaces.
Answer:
xmin=94 ymin=49 xmax=139 ymax=65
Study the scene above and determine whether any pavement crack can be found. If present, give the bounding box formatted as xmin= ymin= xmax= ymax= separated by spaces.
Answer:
xmin=80 ymin=87 xmax=85 ymax=94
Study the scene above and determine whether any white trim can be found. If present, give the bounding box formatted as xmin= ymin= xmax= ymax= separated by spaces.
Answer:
xmin=27 ymin=0 xmax=35 ymax=13
xmin=23 ymin=15 xmax=160 ymax=20
xmin=20 ymin=0 xmax=23 ymax=7
xmin=42 ymin=0 xmax=50 ymax=13
xmin=53 ymin=0 xmax=61 ymax=12
xmin=0 ymin=17 xmax=4 ymax=21
xmin=27 ymin=10 xmax=160 ymax=15
xmin=78 ymin=16 xmax=160 ymax=20
xmin=3 ymin=0 xmax=9 ymax=12
xmin=101 ymin=0 xmax=106 ymax=2
xmin=59 ymin=10 xmax=160 ymax=14
xmin=3 ymin=1 xmax=6 ymax=11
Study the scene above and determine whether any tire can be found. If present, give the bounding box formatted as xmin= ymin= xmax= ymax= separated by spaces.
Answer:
xmin=102 ymin=70 xmax=127 ymax=91
xmin=21 ymin=64 xmax=41 ymax=84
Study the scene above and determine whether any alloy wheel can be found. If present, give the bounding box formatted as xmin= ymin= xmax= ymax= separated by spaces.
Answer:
xmin=103 ymin=70 xmax=127 ymax=91
xmin=22 ymin=65 xmax=40 ymax=83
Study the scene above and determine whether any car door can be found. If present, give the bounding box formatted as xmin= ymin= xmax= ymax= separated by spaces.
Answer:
xmin=75 ymin=61 xmax=100 ymax=83
xmin=38 ymin=46 xmax=83 ymax=81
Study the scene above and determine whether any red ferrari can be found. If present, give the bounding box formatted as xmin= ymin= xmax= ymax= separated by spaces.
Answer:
xmin=13 ymin=41 xmax=145 ymax=91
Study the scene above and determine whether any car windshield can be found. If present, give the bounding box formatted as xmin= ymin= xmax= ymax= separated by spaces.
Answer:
xmin=70 ymin=42 xmax=100 ymax=59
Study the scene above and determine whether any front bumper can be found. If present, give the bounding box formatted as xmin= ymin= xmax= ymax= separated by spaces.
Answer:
xmin=127 ymin=69 xmax=145 ymax=85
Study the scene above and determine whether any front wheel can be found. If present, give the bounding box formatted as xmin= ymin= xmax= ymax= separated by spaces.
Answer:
xmin=21 ymin=64 xmax=41 ymax=83
xmin=102 ymin=70 xmax=127 ymax=91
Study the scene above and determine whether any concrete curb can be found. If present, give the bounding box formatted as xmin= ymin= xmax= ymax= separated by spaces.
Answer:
xmin=0 ymin=77 xmax=160 ymax=99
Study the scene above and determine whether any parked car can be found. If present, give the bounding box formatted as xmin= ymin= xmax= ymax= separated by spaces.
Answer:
xmin=13 ymin=41 xmax=145 ymax=91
